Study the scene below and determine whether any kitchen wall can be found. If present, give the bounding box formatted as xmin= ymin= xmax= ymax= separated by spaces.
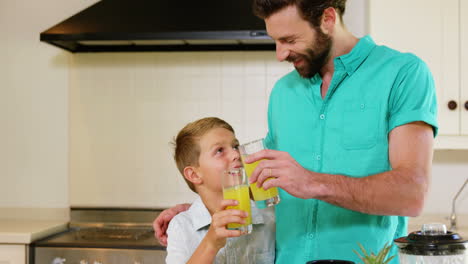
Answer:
xmin=0 ymin=0 xmax=98 ymax=218
xmin=0 ymin=0 xmax=466 ymax=218
xmin=68 ymin=52 xmax=291 ymax=207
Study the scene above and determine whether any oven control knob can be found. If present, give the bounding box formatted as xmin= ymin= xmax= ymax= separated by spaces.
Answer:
xmin=52 ymin=258 xmax=66 ymax=264
xmin=80 ymin=261 xmax=88 ymax=264
xmin=93 ymin=262 xmax=103 ymax=264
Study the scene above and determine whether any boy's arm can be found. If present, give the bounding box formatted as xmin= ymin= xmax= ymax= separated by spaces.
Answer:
xmin=185 ymin=236 xmax=224 ymax=264
xmin=186 ymin=200 xmax=248 ymax=264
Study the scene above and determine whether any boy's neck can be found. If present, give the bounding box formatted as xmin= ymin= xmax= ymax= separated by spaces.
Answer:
xmin=197 ymin=188 xmax=223 ymax=216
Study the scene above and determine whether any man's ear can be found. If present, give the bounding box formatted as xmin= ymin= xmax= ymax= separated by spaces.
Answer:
xmin=183 ymin=166 xmax=203 ymax=185
xmin=320 ymin=7 xmax=337 ymax=34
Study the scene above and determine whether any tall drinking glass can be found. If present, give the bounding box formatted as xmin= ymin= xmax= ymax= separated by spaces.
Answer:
xmin=239 ymin=138 xmax=280 ymax=208
xmin=222 ymin=168 xmax=252 ymax=234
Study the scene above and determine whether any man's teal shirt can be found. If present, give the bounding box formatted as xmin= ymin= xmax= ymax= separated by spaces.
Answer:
xmin=264 ymin=36 xmax=438 ymax=263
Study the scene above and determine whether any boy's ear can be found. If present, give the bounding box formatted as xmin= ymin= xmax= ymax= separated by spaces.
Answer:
xmin=183 ymin=166 xmax=203 ymax=185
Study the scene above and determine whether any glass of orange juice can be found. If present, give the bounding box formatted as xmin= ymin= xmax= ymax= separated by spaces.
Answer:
xmin=222 ymin=168 xmax=252 ymax=234
xmin=239 ymin=138 xmax=280 ymax=208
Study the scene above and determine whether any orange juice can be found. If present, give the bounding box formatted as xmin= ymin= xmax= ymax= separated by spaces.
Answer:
xmin=242 ymin=157 xmax=279 ymax=201
xmin=223 ymin=185 xmax=252 ymax=229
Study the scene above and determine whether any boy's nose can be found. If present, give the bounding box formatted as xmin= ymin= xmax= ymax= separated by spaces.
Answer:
xmin=231 ymin=149 xmax=241 ymax=161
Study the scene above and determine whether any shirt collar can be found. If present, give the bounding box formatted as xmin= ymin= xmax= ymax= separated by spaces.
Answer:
xmin=188 ymin=196 xmax=266 ymax=232
xmin=334 ymin=35 xmax=376 ymax=75
xmin=189 ymin=196 xmax=212 ymax=231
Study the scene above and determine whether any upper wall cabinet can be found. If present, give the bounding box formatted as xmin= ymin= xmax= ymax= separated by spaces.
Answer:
xmin=369 ymin=0 xmax=468 ymax=149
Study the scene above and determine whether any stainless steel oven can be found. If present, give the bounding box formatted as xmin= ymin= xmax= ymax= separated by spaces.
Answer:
xmin=30 ymin=208 xmax=166 ymax=264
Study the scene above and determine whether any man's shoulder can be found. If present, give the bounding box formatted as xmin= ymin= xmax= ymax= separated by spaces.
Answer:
xmin=372 ymin=43 xmax=425 ymax=67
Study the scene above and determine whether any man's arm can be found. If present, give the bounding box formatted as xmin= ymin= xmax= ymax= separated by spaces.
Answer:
xmin=247 ymin=121 xmax=433 ymax=217
xmin=154 ymin=203 xmax=191 ymax=246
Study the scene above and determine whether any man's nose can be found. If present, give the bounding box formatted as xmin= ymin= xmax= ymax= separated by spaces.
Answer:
xmin=276 ymin=42 xmax=289 ymax=62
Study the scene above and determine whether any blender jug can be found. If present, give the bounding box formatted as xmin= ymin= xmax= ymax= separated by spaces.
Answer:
xmin=394 ymin=223 xmax=467 ymax=264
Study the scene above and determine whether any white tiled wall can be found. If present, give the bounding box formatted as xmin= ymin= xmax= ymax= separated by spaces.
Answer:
xmin=68 ymin=52 xmax=293 ymax=207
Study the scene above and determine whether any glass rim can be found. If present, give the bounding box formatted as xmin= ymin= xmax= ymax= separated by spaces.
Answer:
xmin=240 ymin=138 xmax=264 ymax=147
xmin=223 ymin=167 xmax=244 ymax=174
xmin=222 ymin=167 xmax=248 ymax=188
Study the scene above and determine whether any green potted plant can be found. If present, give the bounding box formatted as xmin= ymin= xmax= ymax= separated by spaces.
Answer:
xmin=353 ymin=242 xmax=396 ymax=264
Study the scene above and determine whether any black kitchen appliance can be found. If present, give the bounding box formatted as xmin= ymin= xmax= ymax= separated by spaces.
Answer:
xmin=40 ymin=0 xmax=274 ymax=52
xmin=394 ymin=223 xmax=468 ymax=264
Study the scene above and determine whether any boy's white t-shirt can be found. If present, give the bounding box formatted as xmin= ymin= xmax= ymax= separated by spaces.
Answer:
xmin=166 ymin=196 xmax=276 ymax=264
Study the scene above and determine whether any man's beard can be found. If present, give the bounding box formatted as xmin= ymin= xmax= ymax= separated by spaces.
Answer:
xmin=287 ymin=29 xmax=332 ymax=78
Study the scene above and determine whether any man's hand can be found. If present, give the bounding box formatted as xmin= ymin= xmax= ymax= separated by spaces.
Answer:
xmin=153 ymin=203 xmax=191 ymax=246
xmin=244 ymin=149 xmax=321 ymax=199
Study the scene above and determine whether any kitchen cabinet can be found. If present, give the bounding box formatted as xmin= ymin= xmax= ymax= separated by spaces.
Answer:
xmin=461 ymin=0 xmax=468 ymax=135
xmin=0 ymin=245 xmax=26 ymax=264
xmin=369 ymin=0 xmax=468 ymax=149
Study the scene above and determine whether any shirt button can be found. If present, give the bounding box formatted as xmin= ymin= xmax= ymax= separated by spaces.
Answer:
xmin=319 ymin=114 xmax=325 ymax=120
xmin=316 ymin=155 xmax=321 ymax=161
xmin=360 ymin=103 xmax=365 ymax=109
xmin=308 ymin=233 xmax=314 ymax=239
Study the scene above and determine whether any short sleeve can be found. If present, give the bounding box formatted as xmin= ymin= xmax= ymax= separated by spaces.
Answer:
xmin=388 ymin=56 xmax=438 ymax=137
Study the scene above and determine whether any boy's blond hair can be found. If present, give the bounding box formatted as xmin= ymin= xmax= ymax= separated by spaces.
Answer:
xmin=173 ymin=117 xmax=235 ymax=192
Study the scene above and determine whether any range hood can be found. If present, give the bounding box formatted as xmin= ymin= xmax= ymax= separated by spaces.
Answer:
xmin=40 ymin=0 xmax=275 ymax=53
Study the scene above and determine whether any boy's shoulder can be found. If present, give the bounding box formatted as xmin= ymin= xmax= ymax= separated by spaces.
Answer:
xmin=168 ymin=196 xmax=211 ymax=234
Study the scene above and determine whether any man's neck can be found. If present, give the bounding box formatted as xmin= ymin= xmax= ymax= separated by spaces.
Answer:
xmin=320 ymin=31 xmax=359 ymax=98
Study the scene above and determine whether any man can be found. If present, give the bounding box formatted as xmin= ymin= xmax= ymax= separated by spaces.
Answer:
xmin=155 ymin=0 xmax=438 ymax=262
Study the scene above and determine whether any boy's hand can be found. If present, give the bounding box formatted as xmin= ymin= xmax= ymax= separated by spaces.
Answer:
xmin=205 ymin=199 xmax=249 ymax=251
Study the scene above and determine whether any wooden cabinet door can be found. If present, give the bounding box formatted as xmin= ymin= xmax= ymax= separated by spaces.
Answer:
xmin=0 ymin=245 xmax=26 ymax=264
xmin=369 ymin=0 xmax=460 ymax=135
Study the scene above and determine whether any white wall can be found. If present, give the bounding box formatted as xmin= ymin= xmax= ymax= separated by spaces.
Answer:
xmin=428 ymin=151 xmax=468 ymax=214
xmin=0 ymin=0 xmax=97 ymax=211
xmin=343 ymin=0 xmax=368 ymax=37
xmin=68 ymin=52 xmax=292 ymax=207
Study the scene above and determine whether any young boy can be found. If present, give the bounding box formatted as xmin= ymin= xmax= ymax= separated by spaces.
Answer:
xmin=165 ymin=117 xmax=275 ymax=264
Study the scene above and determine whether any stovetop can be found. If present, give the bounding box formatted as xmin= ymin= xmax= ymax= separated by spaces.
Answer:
xmin=32 ymin=207 xmax=165 ymax=250
xmin=33 ymin=226 xmax=164 ymax=250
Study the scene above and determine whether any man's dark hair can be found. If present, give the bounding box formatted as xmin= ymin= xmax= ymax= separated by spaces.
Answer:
xmin=252 ymin=0 xmax=347 ymax=27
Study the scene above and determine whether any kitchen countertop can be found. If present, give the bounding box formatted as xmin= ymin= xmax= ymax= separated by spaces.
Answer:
xmin=0 ymin=220 xmax=68 ymax=244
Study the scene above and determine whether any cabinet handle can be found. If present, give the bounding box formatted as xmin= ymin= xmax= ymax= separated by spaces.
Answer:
xmin=448 ymin=100 xmax=458 ymax=110
xmin=465 ymin=101 xmax=468 ymax=111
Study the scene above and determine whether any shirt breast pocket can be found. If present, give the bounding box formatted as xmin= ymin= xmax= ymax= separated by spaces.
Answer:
xmin=341 ymin=101 xmax=380 ymax=150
